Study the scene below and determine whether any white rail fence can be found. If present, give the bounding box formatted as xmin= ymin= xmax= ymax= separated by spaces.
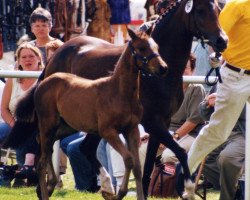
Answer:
xmin=0 ymin=70 xmax=248 ymax=200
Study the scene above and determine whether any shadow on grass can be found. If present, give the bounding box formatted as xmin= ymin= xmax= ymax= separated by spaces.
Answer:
xmin=54 ymin=190 xmax=68 ymax=197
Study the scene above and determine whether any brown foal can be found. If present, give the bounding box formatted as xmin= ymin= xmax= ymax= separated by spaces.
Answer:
xmin=34 ymin=28 xmax=167 ymax=200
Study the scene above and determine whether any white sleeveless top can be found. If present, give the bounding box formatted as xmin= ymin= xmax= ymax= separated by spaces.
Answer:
xmin=9 ymin=78 xmax=36 ymax=115
xmin=0 ymin=81 xmax=5 ymax=123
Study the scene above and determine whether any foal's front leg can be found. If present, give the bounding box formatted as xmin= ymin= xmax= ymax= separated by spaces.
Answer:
xmin=125 ymin=126 xmax=144 ymax=200
xmin=99 ymin=166 xmax=115 ymax=198
xmin=102 ymin=128 xmax=133 ymax=200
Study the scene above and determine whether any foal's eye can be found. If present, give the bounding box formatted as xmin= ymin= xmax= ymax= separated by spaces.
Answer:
xmin=138 ymin=47 xmax=147 ymax=52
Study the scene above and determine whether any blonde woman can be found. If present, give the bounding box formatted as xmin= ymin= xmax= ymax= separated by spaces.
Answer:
xmin=0 ymin=43 xmax=43 ymax=186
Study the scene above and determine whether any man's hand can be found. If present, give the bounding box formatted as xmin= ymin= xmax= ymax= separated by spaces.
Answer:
xmin=206 ymin=93 xmax=216 ymax=107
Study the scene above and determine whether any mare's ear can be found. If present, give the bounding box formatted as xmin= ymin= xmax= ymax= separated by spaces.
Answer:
xmin=127 ymin=27 xmax=138 ymax=40
xmin=145 ymin=25 xmax=153 ymax=36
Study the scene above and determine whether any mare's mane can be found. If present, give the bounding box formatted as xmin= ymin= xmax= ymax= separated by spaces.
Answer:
xmin=152 ymin=1 xmax=182 ymax=51
xmin=155 ymin=0 xmax=181 ymax=24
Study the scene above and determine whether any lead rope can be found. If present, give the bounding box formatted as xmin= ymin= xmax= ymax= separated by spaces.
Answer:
xmin=205 ymin=52 xmax=222 ymax=86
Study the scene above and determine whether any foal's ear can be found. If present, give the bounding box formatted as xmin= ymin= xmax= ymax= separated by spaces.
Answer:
xmin=145 ymin=25 xmax=153 ymax=36
xmin=127 ymin=27 xmax=138 ymax=40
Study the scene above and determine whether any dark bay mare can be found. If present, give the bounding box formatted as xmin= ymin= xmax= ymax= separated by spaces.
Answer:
xmin=3 ymin=0 xmax=227 ymax=199
xmin=18 ymin=29 xmax=167 ymax=200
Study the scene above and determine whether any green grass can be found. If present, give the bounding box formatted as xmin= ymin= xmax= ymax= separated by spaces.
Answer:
xmin=0 ymin=163 xmax=220 ymax=199
xmin=0 ymin=186 xmax=220 ymax=200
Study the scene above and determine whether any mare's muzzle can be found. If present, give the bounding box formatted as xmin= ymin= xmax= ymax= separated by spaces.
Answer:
xmin=208 ymin=35 xmax=228 ymax=53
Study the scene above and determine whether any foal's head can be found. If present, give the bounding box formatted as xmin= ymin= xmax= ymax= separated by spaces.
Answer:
xmin=127 ymin=27 xmax=168 ymax=76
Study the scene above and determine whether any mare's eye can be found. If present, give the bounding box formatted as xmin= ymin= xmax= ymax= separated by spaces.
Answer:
xmin=196 ymin=8 xmax=205 ymax=17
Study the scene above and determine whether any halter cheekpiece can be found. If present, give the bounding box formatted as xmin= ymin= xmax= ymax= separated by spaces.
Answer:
xmin=128 ymin=41 xmax=159 ymax=74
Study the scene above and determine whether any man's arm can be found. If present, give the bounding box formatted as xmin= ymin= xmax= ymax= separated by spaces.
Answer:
xmin=173 ymin=120 xmax=198 ymax=139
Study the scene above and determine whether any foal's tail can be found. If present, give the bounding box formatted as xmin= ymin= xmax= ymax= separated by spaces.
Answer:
xmin=3 ymin=85 xmax=38 ymax=149
xmin=15 ymin=85 xmax=37 ymax=123
xmin=3 ymin=68 xmax=47 ymax=149
xmin=14 ymin=68 xmax=45 ymax=122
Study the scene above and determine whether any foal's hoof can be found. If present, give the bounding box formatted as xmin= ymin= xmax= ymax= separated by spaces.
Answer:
xmin=102 ymin=191 xmax=117 ymax=200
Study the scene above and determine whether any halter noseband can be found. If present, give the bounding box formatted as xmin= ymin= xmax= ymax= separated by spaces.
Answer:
xmin=128 ymin=41 xmax=159 ymax=74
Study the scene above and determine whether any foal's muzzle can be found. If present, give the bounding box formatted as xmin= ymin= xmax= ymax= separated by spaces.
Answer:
xmin=129 ymin=41 xmax=168 ymax=77
xmin=153 ymin=55 xmax=168 ymax=77
xmin=158 ymin=64 xmax=168 ymax=76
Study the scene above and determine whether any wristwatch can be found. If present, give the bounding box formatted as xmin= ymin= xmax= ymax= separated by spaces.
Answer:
xmin=173 ymin=132 xmax=180 ymax=140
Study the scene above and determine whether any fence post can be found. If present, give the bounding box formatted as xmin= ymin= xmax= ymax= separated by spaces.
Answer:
xmin=245 ymin=103 xmax=250 ymax=200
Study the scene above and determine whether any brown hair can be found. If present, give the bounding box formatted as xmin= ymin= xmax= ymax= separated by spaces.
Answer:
xmin=29 ymin=7 xmax=53 ymax=28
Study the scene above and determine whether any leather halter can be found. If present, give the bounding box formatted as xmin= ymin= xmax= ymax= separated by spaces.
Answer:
xmin=128 ymin=41 xmax=160 ymax=74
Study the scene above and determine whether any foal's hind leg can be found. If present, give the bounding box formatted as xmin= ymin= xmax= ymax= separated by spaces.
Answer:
xmin=125 ymin=126 xmax=145 ymax=200
xmin=99 ymin=166 xmax=115 ymax=198
xmin=102 ymin=128 xmax=133 ymax=200
xmin=46 ymin=145 xmax=58 ymax=196
xmin=36 ymin=134 xmax=54 ymax=200
xmin=36 ymin=117 xmax=59 ymax=200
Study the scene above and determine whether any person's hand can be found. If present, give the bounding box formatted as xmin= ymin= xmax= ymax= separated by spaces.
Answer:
xmin=8 ymin=118 xmax=15 ymax=127
xmin=158 ymin=143 xmax=166 ymax=151
xmin=206 ymin=93 xmax=216 ymax=107
xmin=46 ymin=40 xmax=63 ymax=49
xmin=209 ymin=52 xmax=223 ymax=68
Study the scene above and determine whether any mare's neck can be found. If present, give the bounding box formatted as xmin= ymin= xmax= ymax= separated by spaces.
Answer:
xmin=152 ymin=3 xmax=193 ymax=79
xmin=112 ymin=45 xmax=140 ymax=98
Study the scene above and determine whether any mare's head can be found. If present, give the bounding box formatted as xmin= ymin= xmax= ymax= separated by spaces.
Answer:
xmin=155 ymin=0 xmax=228 ymax=53
xmin=127 ymin=27 xmax=168 ymax=76
xmin=181 ymin=0 xmax=228 ymax=52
